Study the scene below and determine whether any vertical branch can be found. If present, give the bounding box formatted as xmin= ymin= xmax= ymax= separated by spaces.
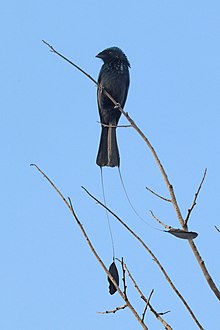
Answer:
xmin=121 ymin=258 xmax=128 ymax=301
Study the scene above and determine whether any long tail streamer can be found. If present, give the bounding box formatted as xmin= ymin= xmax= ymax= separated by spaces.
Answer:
xmin=100 ymin=167 xmax=116 ymax=260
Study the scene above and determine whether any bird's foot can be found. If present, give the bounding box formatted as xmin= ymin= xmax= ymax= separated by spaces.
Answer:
xmin=98 ymin=85 xmax=104 ymax=94
xmin=114 ymin=103 xmax=121 ymax=109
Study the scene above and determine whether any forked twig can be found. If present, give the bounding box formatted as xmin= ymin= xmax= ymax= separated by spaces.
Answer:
xmin=42 ymin=41 xmax=219 ymax=300
xmin=31 ymin=162 xmax=203 ymax=329
xmin=82 ymin=187 xmax=204 ymax=329
xmin=32 ymin=164 xmax=148 ymax=330
xmin=97 ymin=304 xmax=127 ymax=314
xmin=149 ymin=210 xmax=171 ymax=230
xmin=142 ymin=289 xmax=154 ymax=322
xmin=185 ymin=169 xmax=207 ymax=226
xmin=119 ymin=260 xmax=172 ymax=330
xmin=42 ymin=40 xmax=220 ymax=309
xmin=97 ymin=259 xmax=128 ymax=315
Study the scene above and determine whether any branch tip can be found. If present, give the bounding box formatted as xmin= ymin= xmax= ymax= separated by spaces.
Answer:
xmin=185 ymin=168 xmax=208 ymax=226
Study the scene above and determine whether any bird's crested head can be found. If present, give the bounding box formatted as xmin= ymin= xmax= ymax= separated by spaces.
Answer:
xmin=96 ymin=47 xmax=130 ymax=67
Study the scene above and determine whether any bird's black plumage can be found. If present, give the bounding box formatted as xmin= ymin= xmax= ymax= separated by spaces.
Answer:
xmin=96 ymin=47 xmax=130 ymax=167
xmin=108 ymin=261 xmax=119 ymax=295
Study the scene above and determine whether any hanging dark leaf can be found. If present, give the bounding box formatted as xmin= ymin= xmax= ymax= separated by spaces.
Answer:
xmin=167 ymin=228 xmax=198 ymax=240
xmin=108 ymin=261 xmax=119 ymax=295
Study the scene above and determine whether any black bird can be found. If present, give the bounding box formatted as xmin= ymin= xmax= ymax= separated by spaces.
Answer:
xmin=96 ymin=47 xmax=130 ymax=167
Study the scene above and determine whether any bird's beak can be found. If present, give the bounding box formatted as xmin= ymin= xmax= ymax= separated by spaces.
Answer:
xmin=96 ymin=51 xmax=104 ymax=59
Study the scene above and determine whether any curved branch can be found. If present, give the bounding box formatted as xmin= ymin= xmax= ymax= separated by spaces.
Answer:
xmin=42 ymin=41 xmax=220 ymax=300
xmin=31 ymin=164 xmax=148 ymax=329
xmin=146 ymin=186 xmax=172 ymax=202
xmin=82 ymin=186 xmax=204 ymax=329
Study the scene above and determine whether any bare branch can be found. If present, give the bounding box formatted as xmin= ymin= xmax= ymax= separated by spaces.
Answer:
xmin=149 ymin=211 xmax=198 ymax=240
xmin=42 ymin=42 xmax=220 ymax=300
xmin=121 ymin=258 xmax=128 ymax=300
xmin=158 ymin=310 xmax=171 ymax=316
xmin=188 ymin=238 xmax=219 ymax=300
xmin=30 ymin=164 xmax=70 ymax=208
xmin=42 ymin=40 xmax=97 ymax=85
xmin=97 ymin=304 xmax=127 ymax=314
xmin=120 ymin=261 xmax=173 ymax=330
xmin=149 ymin=210 xmax=171 ymax=230
xmin=82 ymin=187 xmax=204 ymax=329
xmin=146 ymin=187 xmax=171 ymax=202
xmin=32 ymin=164 xmax=148 ymax=330
xmin=42 ymin=42 xmax=181 ymax=225
xmin=149 ymin=305 xmax=172 ymax=330
xmin=97 ymin=121 xmax=132 ymax=128
xmin=215 ymin=226 xmax=220 ymax=233
xmin=185 ymin=169 xmax=207 ymax=226
xmin=142 ymin=289 xmax=154 ymax=323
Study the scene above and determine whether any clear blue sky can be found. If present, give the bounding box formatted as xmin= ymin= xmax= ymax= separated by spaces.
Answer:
xmin=1 ymin=1 xmax=220 ymax=329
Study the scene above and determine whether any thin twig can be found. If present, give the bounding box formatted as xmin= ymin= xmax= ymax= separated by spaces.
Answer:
xmin=41 ymin=41 xmax=180 ymax=221
xmin=149 ymin=210 xmax=171 ymax=230
xmin=149 ymin=305 xmax=172 ymax=330
xmin=185 ymin=169 xmax=207 ymax=226
xmin=158 ymin=310 xmax=171 ymax=316
xmin=97 ymin=304 xmax=127 ymax=314
xmin=121 ymin=258 xmax=128 ymax=300
xmin=42 ymin=40 xmax=97 ymax=85
xmin=215 ymin=226 xmax=220 ymax=233
xmin=32 ymin=164 xmax=148 ymax=330
xmin=82 ymin=187 xmax=204 ymax=329
xmin=30 ymin=164 xmax=70 ymax=208
xmin=146 ymin=187 xmax=171 ymax=202
xmin=97 ymin=121 xmax=132 ymax=128
xmin=42 ymin=41 xmax=220 ymax=300
xmin=120 ymin=261 xmax=173 ymax=330
xmin=142 ymin=289 xmax=154 ymax=322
